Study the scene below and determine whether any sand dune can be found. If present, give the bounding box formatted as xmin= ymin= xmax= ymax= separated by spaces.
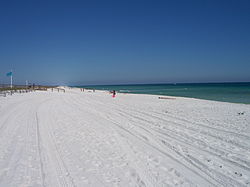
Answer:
xmin=0 ymin=88 xmax=249 ymax=186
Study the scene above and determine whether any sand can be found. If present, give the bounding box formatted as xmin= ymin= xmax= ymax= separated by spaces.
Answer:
xmin=0 ymin=87 xmax=249 ymax=186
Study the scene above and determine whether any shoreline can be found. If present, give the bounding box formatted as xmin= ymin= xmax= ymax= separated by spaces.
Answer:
xmin=75 ymin=86 xmax=250 ymax=105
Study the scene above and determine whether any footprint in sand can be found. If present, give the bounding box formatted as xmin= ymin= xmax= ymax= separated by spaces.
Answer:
xmin=81 ymin=176 xmax=89 ymax=183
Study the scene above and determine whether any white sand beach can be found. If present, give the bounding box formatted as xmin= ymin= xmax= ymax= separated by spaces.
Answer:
xmin=0 ymin=88 xmax=249 ymax=187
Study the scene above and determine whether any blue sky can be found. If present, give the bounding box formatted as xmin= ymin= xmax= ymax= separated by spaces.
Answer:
xmin=0 ymin=0 xmax=249 ymax=85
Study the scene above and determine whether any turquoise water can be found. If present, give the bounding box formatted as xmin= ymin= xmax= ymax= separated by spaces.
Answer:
xmin=77 ymin=82 xmax=250 ymax=104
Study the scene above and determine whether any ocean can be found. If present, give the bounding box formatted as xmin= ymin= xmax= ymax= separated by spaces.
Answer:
xmin=77 ymin=82 xmax=250 ymax=104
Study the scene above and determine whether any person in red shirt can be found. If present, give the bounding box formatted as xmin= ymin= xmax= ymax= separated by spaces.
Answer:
xmin=112 ymin=90 xmax=116 ymax=98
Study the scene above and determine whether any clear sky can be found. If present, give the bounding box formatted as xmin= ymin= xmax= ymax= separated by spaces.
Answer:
xmin=0 ymin=0 xmax=249 ymax=85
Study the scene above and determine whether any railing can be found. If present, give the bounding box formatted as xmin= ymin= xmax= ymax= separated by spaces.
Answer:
xmin=51 ymin=88 xmax=65 ymax=93
xmin=0 ymin=89 xmax=34 ymax=97
xmin=0 ymin=85 xmax=65 ymax=97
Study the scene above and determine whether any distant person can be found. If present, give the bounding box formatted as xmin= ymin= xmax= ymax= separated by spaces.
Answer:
xmin=112 ymin=90 xmax=116 ymax=98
